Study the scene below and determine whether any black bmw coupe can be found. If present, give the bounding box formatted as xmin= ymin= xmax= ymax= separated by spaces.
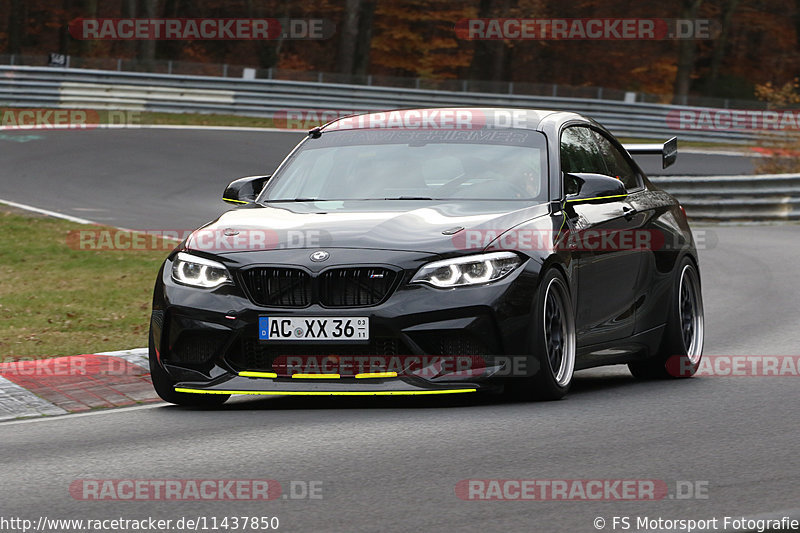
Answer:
xmin=149 ymin=108 xmax=703 ymax=406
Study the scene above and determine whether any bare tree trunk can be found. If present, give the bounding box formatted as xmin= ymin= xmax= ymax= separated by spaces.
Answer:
xmin=158 ymin=0 xmax=181 ymax=64
xmin=467 ymin=0 xmax=494 ymax=80
xmin=7 ymin=0 xmax=24 ymax=55
xmin=672 ymin=0 xmax=704 ymax=104
xmin=247 ymin=0 xmax=283 ymax=69
xmin=58 ymin=0 xmax=73 ymax=55
xmin=77 ymin=0 xmax=98 ymax=57
xmin=337 ymin=0 xmax=361 ymax=75
xmin=795 ymin=0 xmax=800 ymax=59
xmin=468 ymin=0 xmax=511 ymax=81
xmin=706 ymin=0 xmax=739 ymax=96
xmin=490 ymin=34 xmax=511 ymax=82
xmin=123 ymin=0 xmax=138 ymax=16
xmin=138 ymin=0 xmax=158 ymax=64
xmin=353 ymin=0 xmax=375 ymax=76
xmin=114 ymin=0 xmax=138 ymax=59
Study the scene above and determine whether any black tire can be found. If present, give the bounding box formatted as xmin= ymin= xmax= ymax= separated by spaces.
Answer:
xmin=629 ymin=256 xmax=704 ymax=379
xmin=511 ymin=268 xmax=577 ymax=401
xmin=148 ymin=325 xmax=229 ymax=407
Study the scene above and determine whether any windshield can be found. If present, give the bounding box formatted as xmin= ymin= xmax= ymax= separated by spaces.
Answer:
xmin=260 ymin=128 xmax=548 ymax=202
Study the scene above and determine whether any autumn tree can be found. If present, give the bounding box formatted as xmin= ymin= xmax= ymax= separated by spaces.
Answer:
xmin=369 ymin=0 xmax=473 ymax=79
xmin=0 ymin=0 xmax=798 ymax=106
xmin=753 ymin=79 xmax=800 ymax=173
xmin=336 ymin=0 xmax=375 ymax=76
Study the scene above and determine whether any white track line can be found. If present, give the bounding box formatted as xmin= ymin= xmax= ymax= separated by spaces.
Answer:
xmin=0 ymin=198 xmax=97 ymax=224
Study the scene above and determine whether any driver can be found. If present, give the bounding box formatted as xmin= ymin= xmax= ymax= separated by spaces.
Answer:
xmin=505 ymin=157 xmax=541 ymax=198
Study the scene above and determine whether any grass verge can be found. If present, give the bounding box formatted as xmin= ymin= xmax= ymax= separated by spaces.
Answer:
xmin=0 ymin=206 xmax=169 ymax=358
xmin=134 ymin=111 xmax=281 ymax=128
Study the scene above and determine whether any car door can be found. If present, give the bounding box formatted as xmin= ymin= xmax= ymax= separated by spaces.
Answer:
xmin=560 ymin=125 xmax=645 ymax=346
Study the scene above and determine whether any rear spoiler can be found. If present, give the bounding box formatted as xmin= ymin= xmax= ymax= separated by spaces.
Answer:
xmin=623 ymin=136 xmax=677 ymax=169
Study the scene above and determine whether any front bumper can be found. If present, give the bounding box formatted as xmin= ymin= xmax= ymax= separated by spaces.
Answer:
xmin=151 ymin=249 xmax=541 ymax=394
xmin=174 ymin=373 xmax=487 ymax=396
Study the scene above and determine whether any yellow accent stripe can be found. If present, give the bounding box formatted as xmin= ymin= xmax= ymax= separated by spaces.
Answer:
xmin=223 ymin=198 xmax=249 ymax=204
xmin=567 ymin=193 xmax=628 ymax=203
xmin=292 ymin=373 xmax=341 ymax=379
xmin=175 ymin=387 xmax=476 ymax=396
xmin=355 ymin=372 xmax=398 ymax=379
xmin=239 ymin=371 xmax=278 ymax=378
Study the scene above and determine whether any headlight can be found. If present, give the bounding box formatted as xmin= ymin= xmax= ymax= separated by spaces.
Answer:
xmin=410 ymin=251 xmax=522 ymax=288
xmin=171 ymin=252 xmax=232 ymax=288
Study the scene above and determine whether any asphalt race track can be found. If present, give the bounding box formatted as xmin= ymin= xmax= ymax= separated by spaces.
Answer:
xmin=0 ymin=128 xmax=796 ymax=533
xmin=0 ymin=128 xmax=305 ymax=229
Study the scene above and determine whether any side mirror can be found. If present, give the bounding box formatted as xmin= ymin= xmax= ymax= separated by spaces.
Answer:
xmin=565 ymin=173 xmax=627 ymax=204
xmin=222 ymin=175 xmax=271 ymax=205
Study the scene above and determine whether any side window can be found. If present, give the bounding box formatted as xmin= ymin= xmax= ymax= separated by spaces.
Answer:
xmin=560 ymin=126 xmax=606 ymax=175
xmin=590 ymin=130 xmax=641 ymax=190
xmin=561 ymin=126 xmax=608 ymax=174
xmin=561 ymin=126 xmax=609 ymax=195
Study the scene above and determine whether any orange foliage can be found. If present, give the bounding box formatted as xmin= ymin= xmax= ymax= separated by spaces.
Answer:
xmin=0 ymin=0 xmax=797 ymax=102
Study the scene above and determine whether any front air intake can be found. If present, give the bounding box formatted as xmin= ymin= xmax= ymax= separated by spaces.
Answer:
xmin=318 ymin=267 xmax=397 ymax=307
xmin=241 ymin=267 xmax=313 ymax=307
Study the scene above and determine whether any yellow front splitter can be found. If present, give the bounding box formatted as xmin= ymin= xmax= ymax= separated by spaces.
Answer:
xmin=175 ymin=387 xmax=477 ymax=396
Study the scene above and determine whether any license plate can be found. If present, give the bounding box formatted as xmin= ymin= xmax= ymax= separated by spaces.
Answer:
xmin=258 ymin=317 xmax=369 ymax=342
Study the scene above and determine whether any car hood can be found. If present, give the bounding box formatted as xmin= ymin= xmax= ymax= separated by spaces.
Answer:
xmin=185 ymin=200 xmax=550 ymax=255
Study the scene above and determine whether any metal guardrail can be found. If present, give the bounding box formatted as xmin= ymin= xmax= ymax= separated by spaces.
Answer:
xmin=0 ymin=52 xmax=772 ymax=110
xmin=651 ymin=174 xmax=800 ymax=220
xmin=0 ymin=65 xmax=779 ymax=144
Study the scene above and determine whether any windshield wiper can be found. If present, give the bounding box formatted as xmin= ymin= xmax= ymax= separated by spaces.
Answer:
xmin=264 ymin=198 xmax=320 ymax=203
xmin=265 ymin=197 xmax=436 ymax=202
xmin=384 ymin=196 xmax=434 ymax=200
